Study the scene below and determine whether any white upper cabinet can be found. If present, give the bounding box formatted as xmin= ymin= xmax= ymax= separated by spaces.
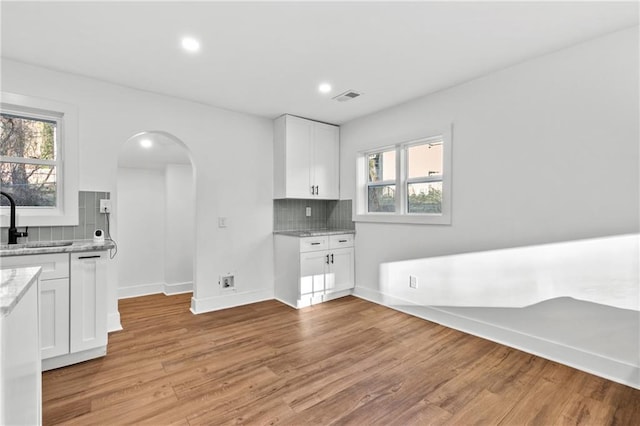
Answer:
xmin=274 ymin=114 xmax=339 ymax=199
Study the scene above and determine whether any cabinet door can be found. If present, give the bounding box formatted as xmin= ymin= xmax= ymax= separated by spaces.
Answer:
xmin=0 ymin=279 xmax=41 ymax=426
xmin=300 ymin=250 xmax=328 ymax=297
xmin=70 ymin=252 xmax=107 ymax=353
xmin=327 ymin=247 xmax=355 ymax=293
xmin=285 ymin=115 xmax=314 ymax=198
xmin=312 ymin=122 xmax=340 ymax=199
xmin=40 ymin=278 xmax=70 ymax=359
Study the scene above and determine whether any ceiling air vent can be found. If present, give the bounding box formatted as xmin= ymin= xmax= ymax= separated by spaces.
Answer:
xmin=333 ymin=90 xmax=362 ymax=102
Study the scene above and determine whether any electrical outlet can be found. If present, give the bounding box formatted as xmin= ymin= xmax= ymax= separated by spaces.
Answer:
xmin=99 ymin=199 xmax=112 ymax=214
xmin=409 ymin=275 xmax=418 ymax=289
xmin=220 ymin=274 xmax=234 ymax=290
xmin=305 ymin=207 xmax=311 ymax=217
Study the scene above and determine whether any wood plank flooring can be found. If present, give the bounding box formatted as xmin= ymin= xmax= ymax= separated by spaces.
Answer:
xmin=43 ymin=294 xmax=640 ymax=425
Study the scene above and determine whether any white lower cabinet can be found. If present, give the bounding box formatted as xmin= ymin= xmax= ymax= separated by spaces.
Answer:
xmin=70 ymin=252 xmax=107 ymax=353
xmin=2 ymin=251 xmax=108 ymax=370
xmin=275 ymin=233 xmax=354 ymax=308
xmin=40 ymin=278 xmax=70 ymax=359
xmin=0 ymin=272 xmax=41 ymax=426
xmin=325 ymin=247 xmax=355 ymax=294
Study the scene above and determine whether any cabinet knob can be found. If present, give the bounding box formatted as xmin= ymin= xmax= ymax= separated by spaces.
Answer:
xmin=315 ymin=185 xmax=319 ymax=195
xmin=331 ymin=254 xmax=334 ymax=264
xmin=326 ymin=254 xmax=330 ymax=264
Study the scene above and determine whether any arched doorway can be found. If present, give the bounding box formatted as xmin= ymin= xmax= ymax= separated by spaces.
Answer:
xmin=116 ymin=131 xmax=195 ymax=302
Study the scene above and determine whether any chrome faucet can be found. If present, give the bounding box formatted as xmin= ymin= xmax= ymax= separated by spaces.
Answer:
xmin=0 ymin=191 xmax=28 ymax=244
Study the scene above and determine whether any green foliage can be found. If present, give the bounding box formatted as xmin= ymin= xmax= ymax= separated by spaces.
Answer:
xmin=408 ymin=186 xmax=442 ymax=213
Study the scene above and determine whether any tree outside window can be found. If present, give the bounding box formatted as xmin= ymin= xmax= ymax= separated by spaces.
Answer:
xmin=1 ymin=113 xmax=59 ymax=207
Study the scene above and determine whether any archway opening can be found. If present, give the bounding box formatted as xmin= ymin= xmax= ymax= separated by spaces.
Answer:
xmin=116 ymin=131 xmax=195 ymax=303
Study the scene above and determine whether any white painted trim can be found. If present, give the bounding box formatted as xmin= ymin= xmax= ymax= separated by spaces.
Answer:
xmin=118 ymin=282 xmax=164 ymax=299
xmin=352 ymin=286 xmax=640 ymax=390
xmin=354 ymin=124 xmax=452 ymax=225
xmin=164 ymin=281 xmax=193 ymax=295
xmin=117 ymin=281 xmax=194 ymax=299
xmin=107 ymin=312 xmax=122 ymax=333
xmin=42 ymin=346 xmax=106 ymax=371
xmin=190 ymin=289 xmax=274 ymax=314
xmin=0 ymin=91 xmax=79 ymax=227
xmin=274 ymin=297 xmax=298 ymax=309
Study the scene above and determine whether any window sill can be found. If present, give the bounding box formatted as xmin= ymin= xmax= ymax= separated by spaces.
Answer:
xmin=354 ymin=213 xmax=451 ymax=225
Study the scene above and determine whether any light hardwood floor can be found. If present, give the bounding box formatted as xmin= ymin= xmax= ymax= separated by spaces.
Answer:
xmin=43 ymin=294 xmax=640 ymax=425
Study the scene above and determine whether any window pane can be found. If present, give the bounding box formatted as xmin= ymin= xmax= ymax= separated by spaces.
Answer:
xmin=0 ymin=162 xmax=57 ymax=207
xmin=408 ymin=181 xmax=442 ymax=214
xmin=368 ymin=150 xmax=395 ymax=182
xmin=1 ymin=113 xmax=57 ymax=160
xmin=368 ymin=184 xmax=395 ymax=212
xmin=407 ymin=141 xmax=442 ymax=179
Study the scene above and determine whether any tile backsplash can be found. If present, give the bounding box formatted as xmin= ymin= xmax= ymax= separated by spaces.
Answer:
xmin=274 ymin=199 xmax=354 ymax=232
xmin=1 ymin=191 xmax=110 ymax=243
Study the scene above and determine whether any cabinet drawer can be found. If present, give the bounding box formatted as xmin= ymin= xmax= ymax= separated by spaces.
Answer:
xmin=1 ymin=253 xmax=70 ymax=280
xmin=299 ymin=236 xmax=328 ymax=252
xmin=329 ymin=234 xmax=354 ymax=249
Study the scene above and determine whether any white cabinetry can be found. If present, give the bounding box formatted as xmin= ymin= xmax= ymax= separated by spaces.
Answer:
xmin=275 ymin=233 xmax=354 ymax=308
xmin=1 ymin=253 xmax=69 ymax=359
xmin=70 ymin=252 xmax=107 ymax=353
xmin=274 ymin=114 xmax=340 ymax=199
xmin=2 ymin=251 xmax=108 ymax=370
xmin=0 ymin=271 xmax=41 ymax=426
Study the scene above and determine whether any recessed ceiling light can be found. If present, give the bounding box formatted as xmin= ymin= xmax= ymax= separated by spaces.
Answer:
xmin=318 ymin=83 xmax=332 ymax=94
xmin=140 ymin=139 xmax=152 ymax=148
xmin=181 ymin=37 xmax=200 ymax=53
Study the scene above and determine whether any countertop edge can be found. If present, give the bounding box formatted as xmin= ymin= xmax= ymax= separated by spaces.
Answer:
xmin=273 ymin=229 xmax=356 ymax=237
xmin=1 ymin=266 xmax=41 ymax=318
xmin=0 ymin=240 xmax=115 ymax=257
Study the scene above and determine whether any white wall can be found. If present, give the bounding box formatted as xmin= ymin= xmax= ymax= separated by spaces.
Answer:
xmin=341 ymin=26 xmax=639 ymax=297
xmin=1 ymin=58 xmax=275 ymax=329
xmin=117 ymin=168 xmax=166 ymax=293
xmin=165 ymin=164 xmax=194 ymax=288
xmin=341 ymin=26 xmax=639 ymax=389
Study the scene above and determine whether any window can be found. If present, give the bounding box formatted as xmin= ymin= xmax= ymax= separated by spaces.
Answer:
xmin=0 ymin=92 xmax=78 ymax=226
xmin=355 ymin=126 xmax=451 ymax=225
xmin=367 ymin=149 xmax=396 ymax=212
xmin=1 ymin=112 xmax=61 ymax=207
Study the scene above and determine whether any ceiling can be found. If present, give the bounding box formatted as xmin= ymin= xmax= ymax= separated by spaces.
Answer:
xmin=1 ymin=1 xmax=638 ymax=125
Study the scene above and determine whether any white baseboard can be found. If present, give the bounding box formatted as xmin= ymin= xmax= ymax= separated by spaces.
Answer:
xmin=353 ymin=286 xmax=640 ymax=390
xmin=107 ymin=312 xmax=122 ymax=332
xmin=118 ymin=282 xmax=165 ymax=299
xmin=118 ymin=281 xmax=193 ymax=299
xmin=164 ymin=281 xmax=193 ymax=295
xmin=191 ymin=288 xmax=274 ymax=314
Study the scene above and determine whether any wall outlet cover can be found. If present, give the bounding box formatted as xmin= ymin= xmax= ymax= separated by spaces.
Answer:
xmin=409 ymin=275 xmax=418 ymax=289
xmin=99 ymin=199 xmax=112 ymax=214
xmin=220 ymin=274 xmax=234 ymax=290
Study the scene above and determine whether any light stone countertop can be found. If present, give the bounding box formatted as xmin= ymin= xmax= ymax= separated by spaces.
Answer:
xmin=0 ymin=266 xmax=41 ymax=317
xmin=274 ymin=229 xmax=356 ymax=237
xmin=0 ymin=239 xmax=115 ymax=258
